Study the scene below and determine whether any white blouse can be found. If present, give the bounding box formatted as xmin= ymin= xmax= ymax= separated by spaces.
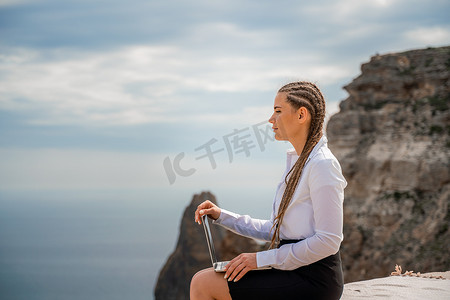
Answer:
xmin=213 ymin=136 xmax=347 ymax=270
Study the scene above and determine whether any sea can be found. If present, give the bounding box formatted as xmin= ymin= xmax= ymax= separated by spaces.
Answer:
xmin=0 ymin=187 xmax=272 ymax=300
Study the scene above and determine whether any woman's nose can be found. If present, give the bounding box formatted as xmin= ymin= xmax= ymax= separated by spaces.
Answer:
xmin=268 ymin=113 xmax=275 ymax=124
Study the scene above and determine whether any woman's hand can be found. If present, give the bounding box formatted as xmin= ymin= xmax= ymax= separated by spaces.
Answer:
xmin=224 ymin=253 xmax=257 ymax=282
xmin=194 ymin=200 xmax=221 ymax=224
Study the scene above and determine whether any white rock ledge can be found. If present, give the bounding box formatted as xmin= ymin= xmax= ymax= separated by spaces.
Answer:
xmin=342 ymin=272 xmax=450 ymax=299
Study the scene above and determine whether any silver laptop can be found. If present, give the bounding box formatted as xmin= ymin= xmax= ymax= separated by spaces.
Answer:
xmin=201 ymin=215 xmax=271 ymax=272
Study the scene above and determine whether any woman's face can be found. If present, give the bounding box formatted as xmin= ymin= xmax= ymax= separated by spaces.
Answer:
xmin=269 ymin=92 xmax=302 ymax=141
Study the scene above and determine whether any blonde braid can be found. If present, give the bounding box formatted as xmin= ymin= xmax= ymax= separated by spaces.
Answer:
xmin=269 ymin=81 xmax=326 ymax=249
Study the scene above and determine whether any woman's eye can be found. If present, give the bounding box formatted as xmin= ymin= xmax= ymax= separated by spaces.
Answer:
xmin=275 ymin=110 xmax=281 ymax=113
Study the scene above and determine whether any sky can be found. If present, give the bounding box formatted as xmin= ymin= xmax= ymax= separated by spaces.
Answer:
xmin=0 ymin=0 xmax=449 ymax=202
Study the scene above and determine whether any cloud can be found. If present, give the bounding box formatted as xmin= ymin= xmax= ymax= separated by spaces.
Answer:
xmin=300 ymin=0 xmax=398 ymax=24
xmin=0 ymin=42 xmax=352 ymax=126
xmin=1 ymin=0 xmax=449 ymax=194
xmin=0 ymin=0 xmax=449 ymax=148
xmin=403 ymin=26 xmax=450 ymax=45
xmin=0 ymin=45 xmax=184 ymax=125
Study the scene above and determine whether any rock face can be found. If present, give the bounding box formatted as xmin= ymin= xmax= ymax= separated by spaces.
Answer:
xmin=154 ymin=191 xmax=261 ymax=300
xmin=327 ymin=46 xmax=450 ymax=282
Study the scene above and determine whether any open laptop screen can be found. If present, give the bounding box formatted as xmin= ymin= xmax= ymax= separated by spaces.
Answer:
xmin=202 ymin=215 xmax=218 ymax=265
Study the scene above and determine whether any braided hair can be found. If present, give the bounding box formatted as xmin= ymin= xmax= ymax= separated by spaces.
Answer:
xmin=269 ymin=81 xmax=326 ymax=249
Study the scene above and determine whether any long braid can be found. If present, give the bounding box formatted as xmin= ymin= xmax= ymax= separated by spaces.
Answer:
xmin=269 ymin=81 xmax=326 ymax=249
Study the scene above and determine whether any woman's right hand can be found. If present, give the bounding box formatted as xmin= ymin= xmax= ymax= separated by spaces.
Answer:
xmin=194 ymin=200 xmax=221 ymax=224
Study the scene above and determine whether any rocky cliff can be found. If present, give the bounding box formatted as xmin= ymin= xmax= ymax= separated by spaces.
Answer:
xmin=327 ymin=46 xmax=450 ymax=282
xmin=154 ymin=191 xmax=262 ymax=300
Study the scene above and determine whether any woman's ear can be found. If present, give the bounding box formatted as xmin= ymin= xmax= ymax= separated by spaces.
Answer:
xmin=297 ymin=107 xmax=309 ymax=123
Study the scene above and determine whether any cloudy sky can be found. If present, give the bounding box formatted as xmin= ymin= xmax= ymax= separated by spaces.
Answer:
xmin=1 ymin=0 xmax=449 ymax=199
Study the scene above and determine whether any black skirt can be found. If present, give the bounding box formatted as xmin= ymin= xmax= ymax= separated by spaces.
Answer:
xmin=227 ymin=240 xmax=343 ymax=300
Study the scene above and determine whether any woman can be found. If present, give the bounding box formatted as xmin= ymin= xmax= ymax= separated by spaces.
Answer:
xmin=191 ymin=81 xmax=346 ymax=300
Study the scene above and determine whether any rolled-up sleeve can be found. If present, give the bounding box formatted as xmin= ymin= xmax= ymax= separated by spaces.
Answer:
xmin=256 ymin=158 xmax=346 ymax=269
